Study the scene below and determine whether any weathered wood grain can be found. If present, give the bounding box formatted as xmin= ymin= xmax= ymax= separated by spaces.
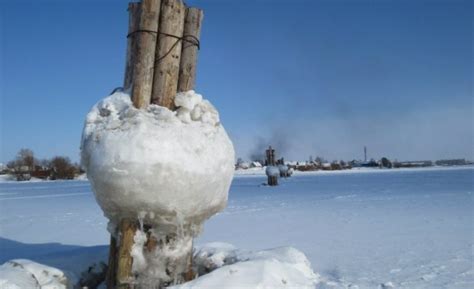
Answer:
xmin=151 ymin=0 xmax=186 ymax=109
xmin=123 ymin=2 xmax=141 ymax=91
xmin=106 ymin=235 xmax=117 ymax=289
xmin=131 ymin=0 xmax=161 ymax=109
xmin=116 ymin=219 xmax=137 ymax=289
xmin=177 ymin=7 xmax=203 ymax=92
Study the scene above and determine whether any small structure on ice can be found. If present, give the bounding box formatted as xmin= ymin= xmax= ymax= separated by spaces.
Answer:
xmin=265 ymin=146 xmax=278 ymax=186
xmin=250 ymin=161 xmax=262 ymax=168
xmin=278 ymin=164 xmax=289 ymax=177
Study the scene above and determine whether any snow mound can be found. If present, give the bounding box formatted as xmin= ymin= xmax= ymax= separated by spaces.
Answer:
xmin=0 ymin=259 xmax=68 ymax=289
xmin=278 ymin=164 xmax=289 ymax=176
xmin=80 ymin=91 xmax=235 ymax=231
xmin=75 ymin=173 xmax=88 ymax=181
xmin=193 ymin=242 xmax=239 ymax=275
xmin=0 ymin=175 xmax=15 ymax=183
xmin=171 ymin=243 xmax=320 ymax=289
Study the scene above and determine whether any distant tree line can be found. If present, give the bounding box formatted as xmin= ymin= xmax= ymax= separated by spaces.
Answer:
xmin=4 ymin=148 xmax=82 ymax=181
xmin=238 ymin=151 xmax=471 ymax=173
xmin=240 ymin=154 xmax=409 ymax=171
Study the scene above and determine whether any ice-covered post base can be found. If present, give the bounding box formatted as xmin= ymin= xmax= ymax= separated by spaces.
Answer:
xmin=107 ymin=219 xmax=195 ymax=288
xmin=133 ymin=225 xmax=196 ymax=287
xmin=116 ymin=220 xmax=137 ymax=289
xmin=105 ymin=220 xmax=139 ymax=289
xmin=266 ymin=167 xmax=279 ymax=186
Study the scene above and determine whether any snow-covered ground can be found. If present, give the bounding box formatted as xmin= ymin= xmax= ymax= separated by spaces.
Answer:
xmin=0 ymin=166 xmax=472 ymax=288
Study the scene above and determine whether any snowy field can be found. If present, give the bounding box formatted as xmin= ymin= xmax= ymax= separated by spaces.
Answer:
xmin=0 ymin=166 xmax=472 ymax=288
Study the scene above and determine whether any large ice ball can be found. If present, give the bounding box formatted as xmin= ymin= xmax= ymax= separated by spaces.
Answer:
xmin=80 ymin=91 xmax=235 ymax=231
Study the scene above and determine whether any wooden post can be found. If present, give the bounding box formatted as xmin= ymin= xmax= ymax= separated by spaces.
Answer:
xmin=177 ymin=7 xmax=203 ymax=92
xmin=123 ymin=2 xmax=141 ymax=91
xmin=111 ymin=1 xmax=205 ymax=287
xmin=116 ymin=219 xmax=138 ymax=289
xmin=183 ymin=247 xmax=195 ymax=281
xmin=151 ymin=0 xmax=186 ymax=109
xmin=130 ymin=0 xmax=161 ymax=109
xmin=111 ymin=2 xmax=161 ymax=285
xmin=106 ymin=236 xmax=117 ymax=289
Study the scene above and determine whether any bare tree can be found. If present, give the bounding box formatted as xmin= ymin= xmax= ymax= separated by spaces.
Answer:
xmin=314 ymin=156 xmax=324 ymax=165
xmin=16 ymin=148 xmax=35 ymax=170
xmin=381 ymin=157 xmax=392 ymax=168
xmin=38 ymin=159 xmax=51 ymax=169
xmin=50 ymin=156 xmax=76 ymax=179
xmin=6 ymin=160 xmax=16 ymax=170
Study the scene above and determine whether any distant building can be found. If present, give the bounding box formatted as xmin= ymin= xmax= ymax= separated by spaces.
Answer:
xmin=435 ymin=159 xmax=467 ymax=166
xmin=321 ymin=162 xmax=331 ymax=170
xmin=361 ymin=159 xmax=379 ymax=168
xmin=393 ymin=160 xmax=433 ymax=168
xmin=236 ymin=162 xmax=250 ymax=170
xmin=250 ymin=161 xmax=262 ymax=168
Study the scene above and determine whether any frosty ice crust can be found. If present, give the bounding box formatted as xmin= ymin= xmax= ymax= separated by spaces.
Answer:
xmin=265 ymin=165 xmax=280 ymax=177
xmin=80 ymin=90 xmax=235 ymax=233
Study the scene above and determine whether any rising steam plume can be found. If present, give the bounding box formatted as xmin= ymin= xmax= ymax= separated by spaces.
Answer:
xmin=248 ymin=130 xmax=292 ymax=162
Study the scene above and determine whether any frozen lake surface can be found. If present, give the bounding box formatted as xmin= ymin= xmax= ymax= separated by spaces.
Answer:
xmin=0 ymin=167 xmax=472 ymax=288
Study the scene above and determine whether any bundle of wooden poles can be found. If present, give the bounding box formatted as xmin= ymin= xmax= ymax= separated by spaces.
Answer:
xmin=106 ymin=0 xmax=203 ymax=288
xmin=124 ymin=0 xmax=203 ymax=110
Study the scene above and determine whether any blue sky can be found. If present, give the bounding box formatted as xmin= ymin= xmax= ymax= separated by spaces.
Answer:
xmin=1 ymin=0 xmax=472 ymax=163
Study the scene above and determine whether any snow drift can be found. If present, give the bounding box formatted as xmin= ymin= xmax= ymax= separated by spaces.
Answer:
xmin=0 ymin=259 xmax=68 ymax=289
xmin=0 ymin=243 xmax=320 ymax=289
xmin=171 ymin=243 xmax=320 ymax=289
xmin=80 ymin=90 xmax=235 ymax=232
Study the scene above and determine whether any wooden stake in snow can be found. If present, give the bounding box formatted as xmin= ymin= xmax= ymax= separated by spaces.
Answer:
xmin=110 ymin=1 xmax=205 ymax=287
xmin=151 ymin=0 xmax=186 ymax=109
xmin=123 ymin=2 xmax=141 ymax=91
xmin=116 ymin=219 xmax=138 ymax=289
xmin=105 ymin=236 xmax=117 ymax=289
xmin=111 ymin=2 xmax=161 ymax=286
xmin=266 ymin=146 xmax=278 ymax=186
xmin=130 ymin=0 xmax=161 ymax=109
xmin=177 ymin=7 xmax=203 ymax=92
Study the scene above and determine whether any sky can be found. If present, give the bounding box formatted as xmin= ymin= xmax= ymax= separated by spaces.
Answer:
xmin=0 ymin=0 xmax=472 ymax=163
